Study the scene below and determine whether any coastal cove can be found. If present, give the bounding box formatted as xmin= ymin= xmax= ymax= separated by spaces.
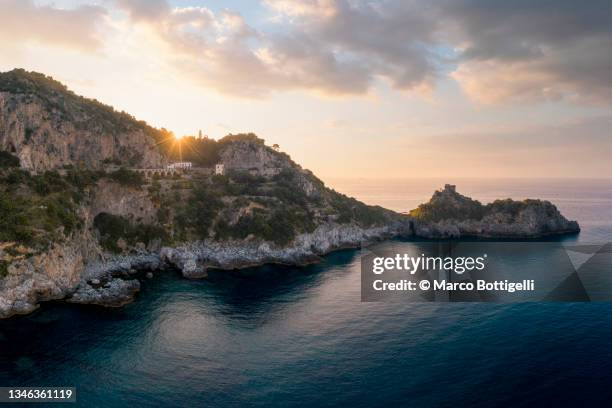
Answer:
xmin=1 ymin=178 xmax=612 ymax=406
xmin=1 ymin=1 xmax=611 ymax=404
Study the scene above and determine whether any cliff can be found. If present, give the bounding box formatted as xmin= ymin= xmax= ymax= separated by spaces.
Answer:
xmin=410 ymin=184 xmax=580 ymax=238
xmin=0 ymin=69 xmax=166 ymax=171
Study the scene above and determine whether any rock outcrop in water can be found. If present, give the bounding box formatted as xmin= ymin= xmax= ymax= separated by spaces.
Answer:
xmin=410 ymin=184 xmax=580 ymax=239
xmin=0 ymin=70 xmax=580 ymax=318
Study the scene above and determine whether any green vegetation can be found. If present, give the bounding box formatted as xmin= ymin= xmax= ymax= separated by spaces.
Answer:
xmin=0 ymin=69 xmax=161 ymax=140
xmin=0 ymin=170 xmax=81 ymax=249
xmin=108 ymin=168 xmax=144 ymax=187
xmin=0 ymin=165 xmax=163 ymax=256
xmin=218 ymin=133 xmax=265 ymax=146
xmin=160 ymin=160 xmax=391 ymax=245
xmin=157 ymin=132 xmax=266 ymax=167
xmin=0 ymin=151 xmax=20 ymax=168
xmin=0 ymin=166 xmax=138 ymax=255
xmin=65 ymin=169 xmax=103 ymax=202
xmin=93 ymin=213 xmax=169 ymax=253
xmin=410 ymin=195 xmax=484 ymax=222
xmin=0 ymin=191 xmax=32 ymax=243
xmin=215 ymin=204 xmax=316 ymax=246
xmin=271 ymin=169 xmax=311 ymax=206
xmin=174 ymin=184 xmax=224 ymax=240
xmin=327 ymin=191 xmax=389 ymax=226
xmin=0 ymin=261 xmax=8 ymax=278
xmin=167 ymin=169 xmax=319 ymax=245
xmin=0 ymin=71 xmax=293 ymax=171
xmin=410 ymin=190 xmax=552 ymax=222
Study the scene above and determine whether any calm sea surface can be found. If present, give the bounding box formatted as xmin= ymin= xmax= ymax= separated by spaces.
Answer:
xmin=1 ymin=178 xmax=612 ymax=407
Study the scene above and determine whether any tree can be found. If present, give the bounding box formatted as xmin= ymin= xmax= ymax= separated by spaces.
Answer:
xmin=0 ymin=151 xmax=20 ymax=168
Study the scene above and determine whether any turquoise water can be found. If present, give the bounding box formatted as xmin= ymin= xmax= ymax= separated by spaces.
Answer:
xmin=1 ymin=179 xmax=611 ymax=407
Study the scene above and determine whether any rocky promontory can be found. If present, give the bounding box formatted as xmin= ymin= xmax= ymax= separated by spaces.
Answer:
xmin=410 ymin=184 xmax=580 ymax=239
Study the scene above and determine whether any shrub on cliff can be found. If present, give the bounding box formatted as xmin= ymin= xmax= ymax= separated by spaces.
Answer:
xmin=0 ymin=171 xmax=83 ymax=249
xmin=326 ymin=191 xmax=389 ymax=227
xmin=0 ymin=69 xmax=162 ymax=140
xmin=93 ymin=213 xmax=168 ymax=253
xmin=174 ymin=185 xmax=223 ymax=240
xmin=0 ymin=151 xmax=20 ymax=168
xmin=0 ymin=191 xmax=78 ymax=246
xmin=31 ymin=171 xmax=68 ymax=195
xmin=214 ymin=205 xmax=315 ymax=245
xmin=2 ymin=169 xmax=30 ymax=185
xmin=66 ymin=169 xmax=102 ymax=186
xmin=410 ymin=189 xmax=485 ymax=222
xmin=0 ymin=261 xmax=8 ymax=277
xmin=218 ymin=133 xmax=265 ymax=146
xmin=108 ymin=168 xmax=144 ymax=187
xmin=0 ymin=192 xmax=32 ymax=243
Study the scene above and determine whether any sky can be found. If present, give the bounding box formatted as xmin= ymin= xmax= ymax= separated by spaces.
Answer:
xmin=1 ymin=0 xmax=611 ymax=179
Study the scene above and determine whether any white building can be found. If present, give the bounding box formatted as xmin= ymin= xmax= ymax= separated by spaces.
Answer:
xmin=215 ymin=164 xmax=225 ymax=175
xmin=167 ymin=162 xmax=193 ymax=170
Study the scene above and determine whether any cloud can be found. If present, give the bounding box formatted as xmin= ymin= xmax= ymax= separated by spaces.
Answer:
xmin=266 ymin=0 xmax=441 ymax=91
xmin=117 ymin=0 xmax=612 ymax=104
xmin=6 ymin=0 xmax=611 ymax=104
xmin=116 ymin=0 xmax=169 ymax=22
xmin=443 ymin=0 xmax=612 ymax=104
xmin=113 ymin=0 xmax=442 ymax=97
xmin=261 ymin=0 xmax=612 ymax=104
xmin=0 ymin=0 xmax=107 ymax=51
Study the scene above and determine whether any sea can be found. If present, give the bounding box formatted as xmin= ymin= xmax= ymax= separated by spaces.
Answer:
xmin=1 ymin=178 xmax=612 ymax=407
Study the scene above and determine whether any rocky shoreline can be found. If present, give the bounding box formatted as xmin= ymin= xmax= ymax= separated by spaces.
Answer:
xmin=0 ymin=185 xmax=581 ymax=319
xmin=0 ymin=222 xmax=411 ymax=317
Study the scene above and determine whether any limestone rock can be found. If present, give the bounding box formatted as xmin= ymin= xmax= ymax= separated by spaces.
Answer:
xmin=0 ymin=231 xmax=95 ymax=318
xmin=67 ymin=278 xmax=140 ymax=307
xmin=0 ymin=70 xmax=166 ymax=171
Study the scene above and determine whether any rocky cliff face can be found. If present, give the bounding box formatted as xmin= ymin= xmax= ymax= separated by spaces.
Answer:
xmin=218 ymin=137 xmax=324 ymax=199
xmin=0 ymin=229 xmax=99 ymax=318
xmin=161 ymin=222 xmax=408 ymax=279
xmin=219 ymin=137 xmax=284 ymax=177
xmin=411 ymin=184 xmax=580 ymax=238
xmin=91 ymin=179 xmax=158 ymax=225
xmin=0 ymin=176 xmax=162 ymax=318
xmin=0 ymin=70 xmax=166 ymax=171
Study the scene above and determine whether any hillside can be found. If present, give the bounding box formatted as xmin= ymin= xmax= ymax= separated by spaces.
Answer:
xmin=410 ymin=184 xmax=580 ymax=238
xmin=0 ymin=69 xmax=167 ymax=171
xmin=0 ymin=69 xmax=412 ymax=316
